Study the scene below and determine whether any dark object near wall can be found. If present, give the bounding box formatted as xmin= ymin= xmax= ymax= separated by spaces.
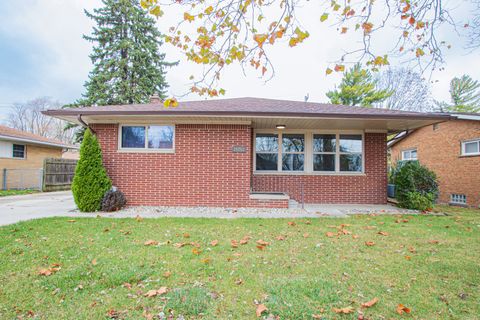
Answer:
xmin=101 ymin=189 xmax=127 ymax=212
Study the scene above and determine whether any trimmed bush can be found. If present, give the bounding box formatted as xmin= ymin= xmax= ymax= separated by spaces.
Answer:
xmin=101 ymin=188 xmax=127 ymax=212
xmin=392 ymin=161 xmax=438 ymax=210
xmin=72 ymin=128 xmax=112 ymax=212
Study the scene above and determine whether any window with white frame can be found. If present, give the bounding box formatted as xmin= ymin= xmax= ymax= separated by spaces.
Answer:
xmin=461 ymin=139 xmax=480 ymax=156
xmin=12 ymin=144 xmax=25 ymax=158
xmin=255 ymin=133 xmax=278 ymax=170
xmin=120 ymin=125 xmax=174 ymax=150
xmin=254 ymin=131 xmax=363 ymax=173
xmin=339 ymin=134 xmax=363 ymax=172
xmin=450 ymin=194 xmax=467 ymax=204
xmin=282 ymin=134 xmax=305 ymax=171
xmin=402 ymin=148 xmax=417 ymax=161
xmin=313 ymin=134 xmax=336 ymax=171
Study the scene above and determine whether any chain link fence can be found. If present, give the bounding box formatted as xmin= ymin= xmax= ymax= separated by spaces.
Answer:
xmin=1 ymin=168 xmax=44 ymax=190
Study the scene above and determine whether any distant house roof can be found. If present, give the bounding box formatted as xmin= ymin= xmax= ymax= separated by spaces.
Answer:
xmin=387 ymin=111 xmax=480 ymax=148
xmin=0 ymin=125 xmax=75 ymax=149
xmin=43 ymin=97 xmax=450 ymax=120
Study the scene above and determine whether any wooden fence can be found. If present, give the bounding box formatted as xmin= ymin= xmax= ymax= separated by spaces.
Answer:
xmin=43 ymin=158 xmax=77 ymax=192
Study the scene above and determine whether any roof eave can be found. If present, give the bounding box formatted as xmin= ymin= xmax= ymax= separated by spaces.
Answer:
xmin=0 ymin=134 xmax=76 ymax=149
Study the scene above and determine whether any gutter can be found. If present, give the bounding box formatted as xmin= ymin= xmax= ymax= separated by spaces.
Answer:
xmin=0 ymin=134 xmax=75 ymax=149
xmin=78 ymin=114 xmax=96 ymax=134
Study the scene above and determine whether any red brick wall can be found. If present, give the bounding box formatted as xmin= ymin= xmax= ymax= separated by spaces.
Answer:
xmin=252 ymin=133 xmax=388 ymax=204
xmin=92 ymin=124 xmax=387 ymax=207
xmin=390 ymin=120 xmax=480 ymax=207
xmin=92 ymin=123 xmax=288 ymax=208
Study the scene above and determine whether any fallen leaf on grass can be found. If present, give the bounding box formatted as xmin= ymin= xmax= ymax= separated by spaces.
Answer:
xmin=287 ymin=221 xmax=296 ymax=226
xmin=38 ymin=264 xmax=61 ymax=276
xmin=333 ymin=306 xmax=354 ymax=314
xmin=91 ymin=258 xmax=98 ymax=266
xmin=256 ymin=239 xmax=270 ymax=246
xmin=361 ymin=297 xmax=378 ymax=308
xmin=201 ymin=258 xmax=211 ymax=264
xmin=240 ymin=236 xmax=251 ymax=245
xmin=365 ymin=241 xmax=375 ymax=246
xmin=144 ymin=287 xmax=168 ymax=297
xmin=256 ymin=304 xmax=268 ymax=317
xmin=275 ymin=235 xmax=285 ymax=241
xmin=183 ymin=233 xmax=190 ymax=238
xmin=428 ymin=240 xmax=440 ymax=244
xmin=405 ymin=255 xmax=411 ymax=260
xmin=122 ymin=283 xmax=132 ymax=289
xmin=144 ymin=240 xmax=158 ymax=246
xmin=67 ymin=220 xmax=76 ymax=223
xmin=325 ymin=232 xmax=336 ymax=238
xmin=303 ymin=233 xmax=309 ymax=238
xmin=210 ymin=240 xmax=219 ymax=246
xmin=408 ymin=246 xmax=416 ymax=253
xmin=352 ymin=234 xmax=359 ymax=239
xmin=396 ymin=304 xmax=411 ymax=314
xmin=235 ymin=278 xmax=243 ymax=285
xmin=192 ymin=248 xmax=202 ymax=255
xmin=231 ymin=240 xmax=239 ymax=248
xmin=377 ymin=231 xmax=389 ymax=236
xmin=163 ymin=271 xmax=172 ymax=278
xmin=363 ymin=226 xmax=376 ymax=230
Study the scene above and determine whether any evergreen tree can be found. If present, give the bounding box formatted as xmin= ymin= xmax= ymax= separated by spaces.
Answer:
xmin=326 ymin=64 xmax=393 ymax=107
xmin=79 ymin=0 xmax=175 ymax=106
xmin=448 ymin=75 xmax=480 ymax=113
xmin=72 ymin=129 xmax=112 ymax=212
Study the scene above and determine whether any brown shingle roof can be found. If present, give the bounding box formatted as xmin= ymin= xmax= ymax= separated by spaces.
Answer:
xmin=43 ymin=97 xmax=450 ymax=120
xmin=0 ymin=125 xmax=74 ymax=148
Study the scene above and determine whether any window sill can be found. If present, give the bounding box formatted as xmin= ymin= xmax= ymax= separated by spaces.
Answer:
xmin=117 ymin=149 xmax=175 ymax=154
xmin=459 ymin=154 xmax=480 ymax=158
xmin=253 ymin=171 xmax=366 ymax=176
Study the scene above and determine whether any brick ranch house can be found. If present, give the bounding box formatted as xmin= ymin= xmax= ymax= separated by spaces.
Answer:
xmin=389 ymin=112 xmax=480 ymax=208
xmin=44 ymin=97 xmax=450 ymax=208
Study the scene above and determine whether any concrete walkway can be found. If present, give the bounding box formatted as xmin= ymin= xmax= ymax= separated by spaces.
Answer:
xmin=0 ymin=191 xmax=77 ymax=226
xmin=0 ymin=191 xmax=415 ymax=226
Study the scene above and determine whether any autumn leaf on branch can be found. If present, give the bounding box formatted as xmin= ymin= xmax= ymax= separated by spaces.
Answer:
xmin=140 ymin=0 xmax=462 ymax=97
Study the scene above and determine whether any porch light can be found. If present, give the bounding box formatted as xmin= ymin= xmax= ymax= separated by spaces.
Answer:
xmin=276 ymin=124 xmax=286 ymax=129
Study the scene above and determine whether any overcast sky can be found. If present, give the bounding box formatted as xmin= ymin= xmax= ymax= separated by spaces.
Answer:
xmin=0 ymin=0 xmax=478 ymax=121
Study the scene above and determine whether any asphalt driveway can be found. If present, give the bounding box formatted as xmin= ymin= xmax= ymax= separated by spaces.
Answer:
xmin=0 ymin=191 xmax=77 ymax=226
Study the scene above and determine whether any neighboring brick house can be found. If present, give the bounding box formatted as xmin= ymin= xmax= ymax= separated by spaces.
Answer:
xmin=389 ymin=113 xmax=480 ymax=207
xmin=44 ymin=97 xmax=449 ymax=208
xmin=0 ymin=125 xmax=75 ymax=189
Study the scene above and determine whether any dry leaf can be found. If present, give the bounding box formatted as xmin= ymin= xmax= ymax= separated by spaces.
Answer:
xmin=405 ymin=255 xmax=411 ymax=260
xmin=287 ymin=221 xmax=296 ymax=226
xmin=192 ymin=248 xmax=202 ymax=255
xmin=378 ymin=231 xmax=389 ymax=236
xmin=123 ymin=283 xmax=132 ymax=289
xmin=276 ymin=235 xmax=285 ymax=241
xmin=365 ymin=241 xmax=375 ymax=246
xmin=144 ymin=287 xmax=168 ymax=297
xmin=210 ymin=240 xmax=219 ymax=246
xmin=326 ymin=232 xmax=336 ymax=238
xmin=256 ymin=304 xmax=268 ymax=317
xmin=256 ymin=245 xmax=266 ymax=250
xmin=235 ymin=278 xmax=243 ymax=285
xmin=333 ymin=306 xmax=354 ymax=314
xmin=91 ymin=258 xmax=98 ymax=266
xmin=67 ymin=220 xmax=76 ymax=223
xmin=352 ymin=234 xmax=360 ymax=239
xmin=231 ymin=240 xmax=239 ymax=248
xmin=183 ymin=233 xmax=190 ymax=238
xmin=396 ymin=304 xmax=411 ymax=314
xmin=428 ymin=240 xmax=440 ymax=244
xmin=163 ymin=271 xmax=172 ymax=278
xmin=303 ymin=233 xmax=310 ymax=238
xmin=408 ymin=246 xmax=416 ymax=253
xmin=256 ymin=240 xmax=270 ymax=246
xmin=144 ymin=240 xmax=158 ymax=246
xmin=361 ymin=297 xmax=378 ymax=308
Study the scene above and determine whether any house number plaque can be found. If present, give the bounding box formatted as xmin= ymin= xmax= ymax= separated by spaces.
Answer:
xmin=232 ymin=146 xmax=247 ymax=153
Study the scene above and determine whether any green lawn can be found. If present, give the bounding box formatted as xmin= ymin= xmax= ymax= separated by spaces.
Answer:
xmin=0 ymin=189 xmax=38 ymax=197
xmin=0 ymin=206 xmax=479 ymax=319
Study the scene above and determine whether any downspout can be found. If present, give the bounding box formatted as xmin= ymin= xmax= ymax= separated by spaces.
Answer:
xmin=77 ymin=114 xmax=96 ymax=134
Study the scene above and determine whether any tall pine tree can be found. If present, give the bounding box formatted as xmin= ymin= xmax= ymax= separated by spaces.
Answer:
xmin=79 ymin=0 xmax=175 ymax=106
xmin=326 ymin=64 xmax=392 ymax=107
